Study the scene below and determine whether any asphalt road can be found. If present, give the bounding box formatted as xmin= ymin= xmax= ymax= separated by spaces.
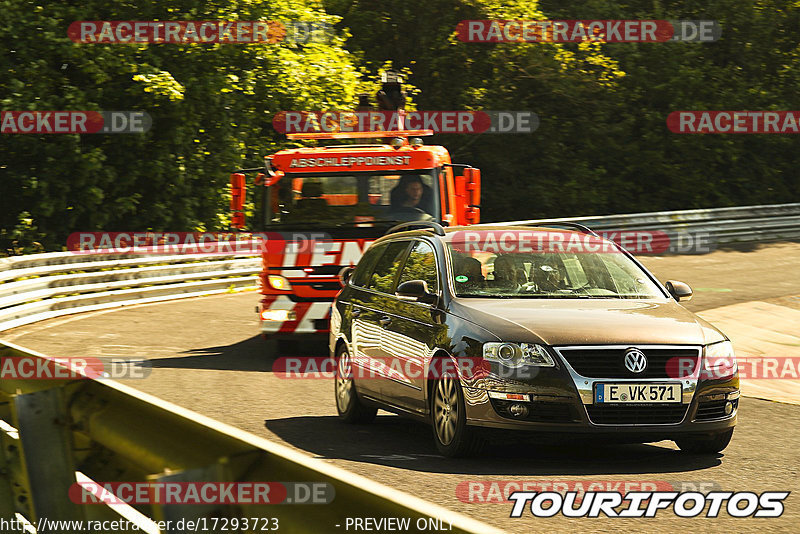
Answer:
xmin=4 ymin=242 xmax=800 ymax=532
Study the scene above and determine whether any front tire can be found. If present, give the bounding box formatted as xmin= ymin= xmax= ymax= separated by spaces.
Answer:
xmin=431 ymin=375 xmax=483 ymax=457
xmin=675 ymin=428 xmax=734 ymax=454
xmin=335 ymin=346 xmax=377 ymax=423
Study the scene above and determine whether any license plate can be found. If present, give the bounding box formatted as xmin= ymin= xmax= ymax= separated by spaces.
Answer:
xmin=595 ymin=383 xmax=681 ymax=403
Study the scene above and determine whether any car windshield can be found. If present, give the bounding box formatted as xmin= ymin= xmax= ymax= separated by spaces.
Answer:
xmin=446 ymin=229 xmax=665 ymax=299
xmin=263 ymin=172 xmax=438 ymax=227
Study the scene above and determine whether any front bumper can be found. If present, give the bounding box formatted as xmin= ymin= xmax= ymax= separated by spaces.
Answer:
xmin=464 ymin=386 xmax=737 ymax=438
xmin=258 ymin=295 xmax=332 ymax=336
xmin=461 ymin=345 xmax=739 ymax=438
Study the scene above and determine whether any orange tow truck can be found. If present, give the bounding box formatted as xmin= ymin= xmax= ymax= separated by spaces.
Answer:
xmin=229 ymin=73 xmax=481 ymax=343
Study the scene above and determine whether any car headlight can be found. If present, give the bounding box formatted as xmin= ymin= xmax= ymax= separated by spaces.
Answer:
xmin=268 ymin=275 xmax=291 ymax=290
xmin=260 ymin=309 xmax=296 ymax=322
xmin=703 ymin=340 xmax=737 ymax=378
xmin=483 ymin=343 xmax=555 ymax=368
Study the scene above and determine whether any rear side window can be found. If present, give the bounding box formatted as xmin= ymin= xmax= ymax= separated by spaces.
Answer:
xmin=398 ymin=241 xmax=439 ymax=293
xmin=366 ymin=241 xmax=411 ymax=293
xmin=350 ymin=244 xmax=385 ymax=287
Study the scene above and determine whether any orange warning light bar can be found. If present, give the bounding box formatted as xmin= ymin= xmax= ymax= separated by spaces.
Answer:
xmin=286 ymin=129 xmax=434 ymax=140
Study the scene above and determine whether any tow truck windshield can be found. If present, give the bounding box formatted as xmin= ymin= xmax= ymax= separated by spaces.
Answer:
xmin=264 ymin=171 xmax=439 ymax=227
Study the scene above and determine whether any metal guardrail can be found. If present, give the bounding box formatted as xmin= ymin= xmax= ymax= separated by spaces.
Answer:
xmin=0 ymin=341 xmax=501 ymax=533
xmin=498 ymin=202 xmax=800 ymax=244
xmin=0 ymin=246 xmax=261 ymax=332
xmin=0 ymin=204 xmax=796 ymax=530
xmin=2 ymin=203 xmax=799 ymax=333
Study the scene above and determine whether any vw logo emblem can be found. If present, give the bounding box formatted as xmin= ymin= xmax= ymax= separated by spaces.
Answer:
xmin=624 ymin=348 xmax=647 ymax=374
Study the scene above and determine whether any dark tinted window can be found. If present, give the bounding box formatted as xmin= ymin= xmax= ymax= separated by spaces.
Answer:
xmin=366 ymin=241 xmax=410 ymax=293
xmin=350 ymin=243 xmax=386 ymax=287
xmin=398 ymin=241 xmax=439 ymax=293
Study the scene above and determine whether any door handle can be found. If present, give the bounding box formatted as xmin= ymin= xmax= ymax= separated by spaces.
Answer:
xmin=379 ymin=316 xmax=392 ymax=327
xmin=351 ymin=307 xmax=361 ymax=318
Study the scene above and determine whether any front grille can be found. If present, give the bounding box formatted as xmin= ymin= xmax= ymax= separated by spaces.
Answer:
xmin=288 ymin=295 xmax=333 ymax=302
xmin=292 ymin=281 xmax=342 ymax=291
xmin=558 ymin=347 xmax=699 ymax=379
xmin=297 ymin=265 xmax=343 ymax=276
xmin=586 ymin=404 xmax=688 ymax=425
xmin=491 ymin=399 xmax=580 ymax=423
xmin=695 ymin=399 xmax=737 ymax=421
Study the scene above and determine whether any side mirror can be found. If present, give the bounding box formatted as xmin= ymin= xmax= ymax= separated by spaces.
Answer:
xmin=464 ymin=168 xmax=481 ymax=224
xmin=263 ymin=158 xmax=283 ymax=186
xmin=465 ymin=168 xmax=481 ymax=204
xmin=396 ymin=280 xmax=438 ymax=304
xmin=665 ymin=280 xmax=693 ymax=302
xmin=230 ymin=173 xmax=246 ymax=229
xmin=339 ymin=266 xmax=354 ymax=286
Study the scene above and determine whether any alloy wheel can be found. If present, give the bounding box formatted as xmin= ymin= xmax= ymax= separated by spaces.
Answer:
xmin=434 ymin=377 xmax=459 ymax=445
xmin=335 ymin=351 xmax=354 ymax=411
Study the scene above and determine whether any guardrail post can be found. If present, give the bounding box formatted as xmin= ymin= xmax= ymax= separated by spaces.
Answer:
xmin=0 ymin=427 xmax=18 ymax=519
xmin=12 ymin=388 xmax=85 ymax=524
xmin=149 ymin=463 xmax=235 ymax=531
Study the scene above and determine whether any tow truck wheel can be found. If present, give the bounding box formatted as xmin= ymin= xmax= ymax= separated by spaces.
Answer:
xmin=335 ymin=346 xmax=377 ymax=423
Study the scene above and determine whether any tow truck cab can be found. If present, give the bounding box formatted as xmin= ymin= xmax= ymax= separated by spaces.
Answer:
xmin=229 ymin=73 xmax=481 ymax=339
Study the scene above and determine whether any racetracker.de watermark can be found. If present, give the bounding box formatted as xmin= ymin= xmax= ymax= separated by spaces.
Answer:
xmin=70 ymin=481 xmax=334 ymax=505
xmin=1 ymin=111 xmax=151 ymax=134
xmin=449 ymin=229 xmax=716 ymax=255
xmin=669 ymin=355 xmax=800 ymax=380
xmin=458 ymin=480 xmax=721 ymax=504
xmin=668 ymin=111 xmax=800 ymax=134
xmin=66 ymin=231 xmax=332 ymax=255
xmin=68 ymin=21 xmax=333 ymax=44
xmin=274 ymin=356 xmax=495 ymax=380
xmin=273 ymin=110 xmax=538 ymax=134
xmin=456 ymin=20 xmax=720 ymax=43
xmin=0 ymin=357 xmax=151 ymax=380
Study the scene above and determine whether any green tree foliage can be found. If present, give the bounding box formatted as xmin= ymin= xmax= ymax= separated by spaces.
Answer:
xmin=326 ymin=0 xmax=800 ymax=220
xmin=3 ymin=0 xmax=799 ymax=251
xmin=1 ymin=0 xmax=361 ymax=250
xmin=537 ymin=0 xmax=800 ymax=211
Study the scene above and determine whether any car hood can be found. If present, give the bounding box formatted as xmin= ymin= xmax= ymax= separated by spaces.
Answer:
xmin=448 ymin=298 xmax=725 ymax=346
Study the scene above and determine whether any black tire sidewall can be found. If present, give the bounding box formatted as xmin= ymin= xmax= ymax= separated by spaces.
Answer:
xmin=677 ymin=428 xmax=734 ymax=453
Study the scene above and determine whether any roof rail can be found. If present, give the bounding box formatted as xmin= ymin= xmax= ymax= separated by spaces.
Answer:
xmin=385 ymin=221 xmax=446 ymax=236
xmin=515 ymin=221 xmax=600 ymax=237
